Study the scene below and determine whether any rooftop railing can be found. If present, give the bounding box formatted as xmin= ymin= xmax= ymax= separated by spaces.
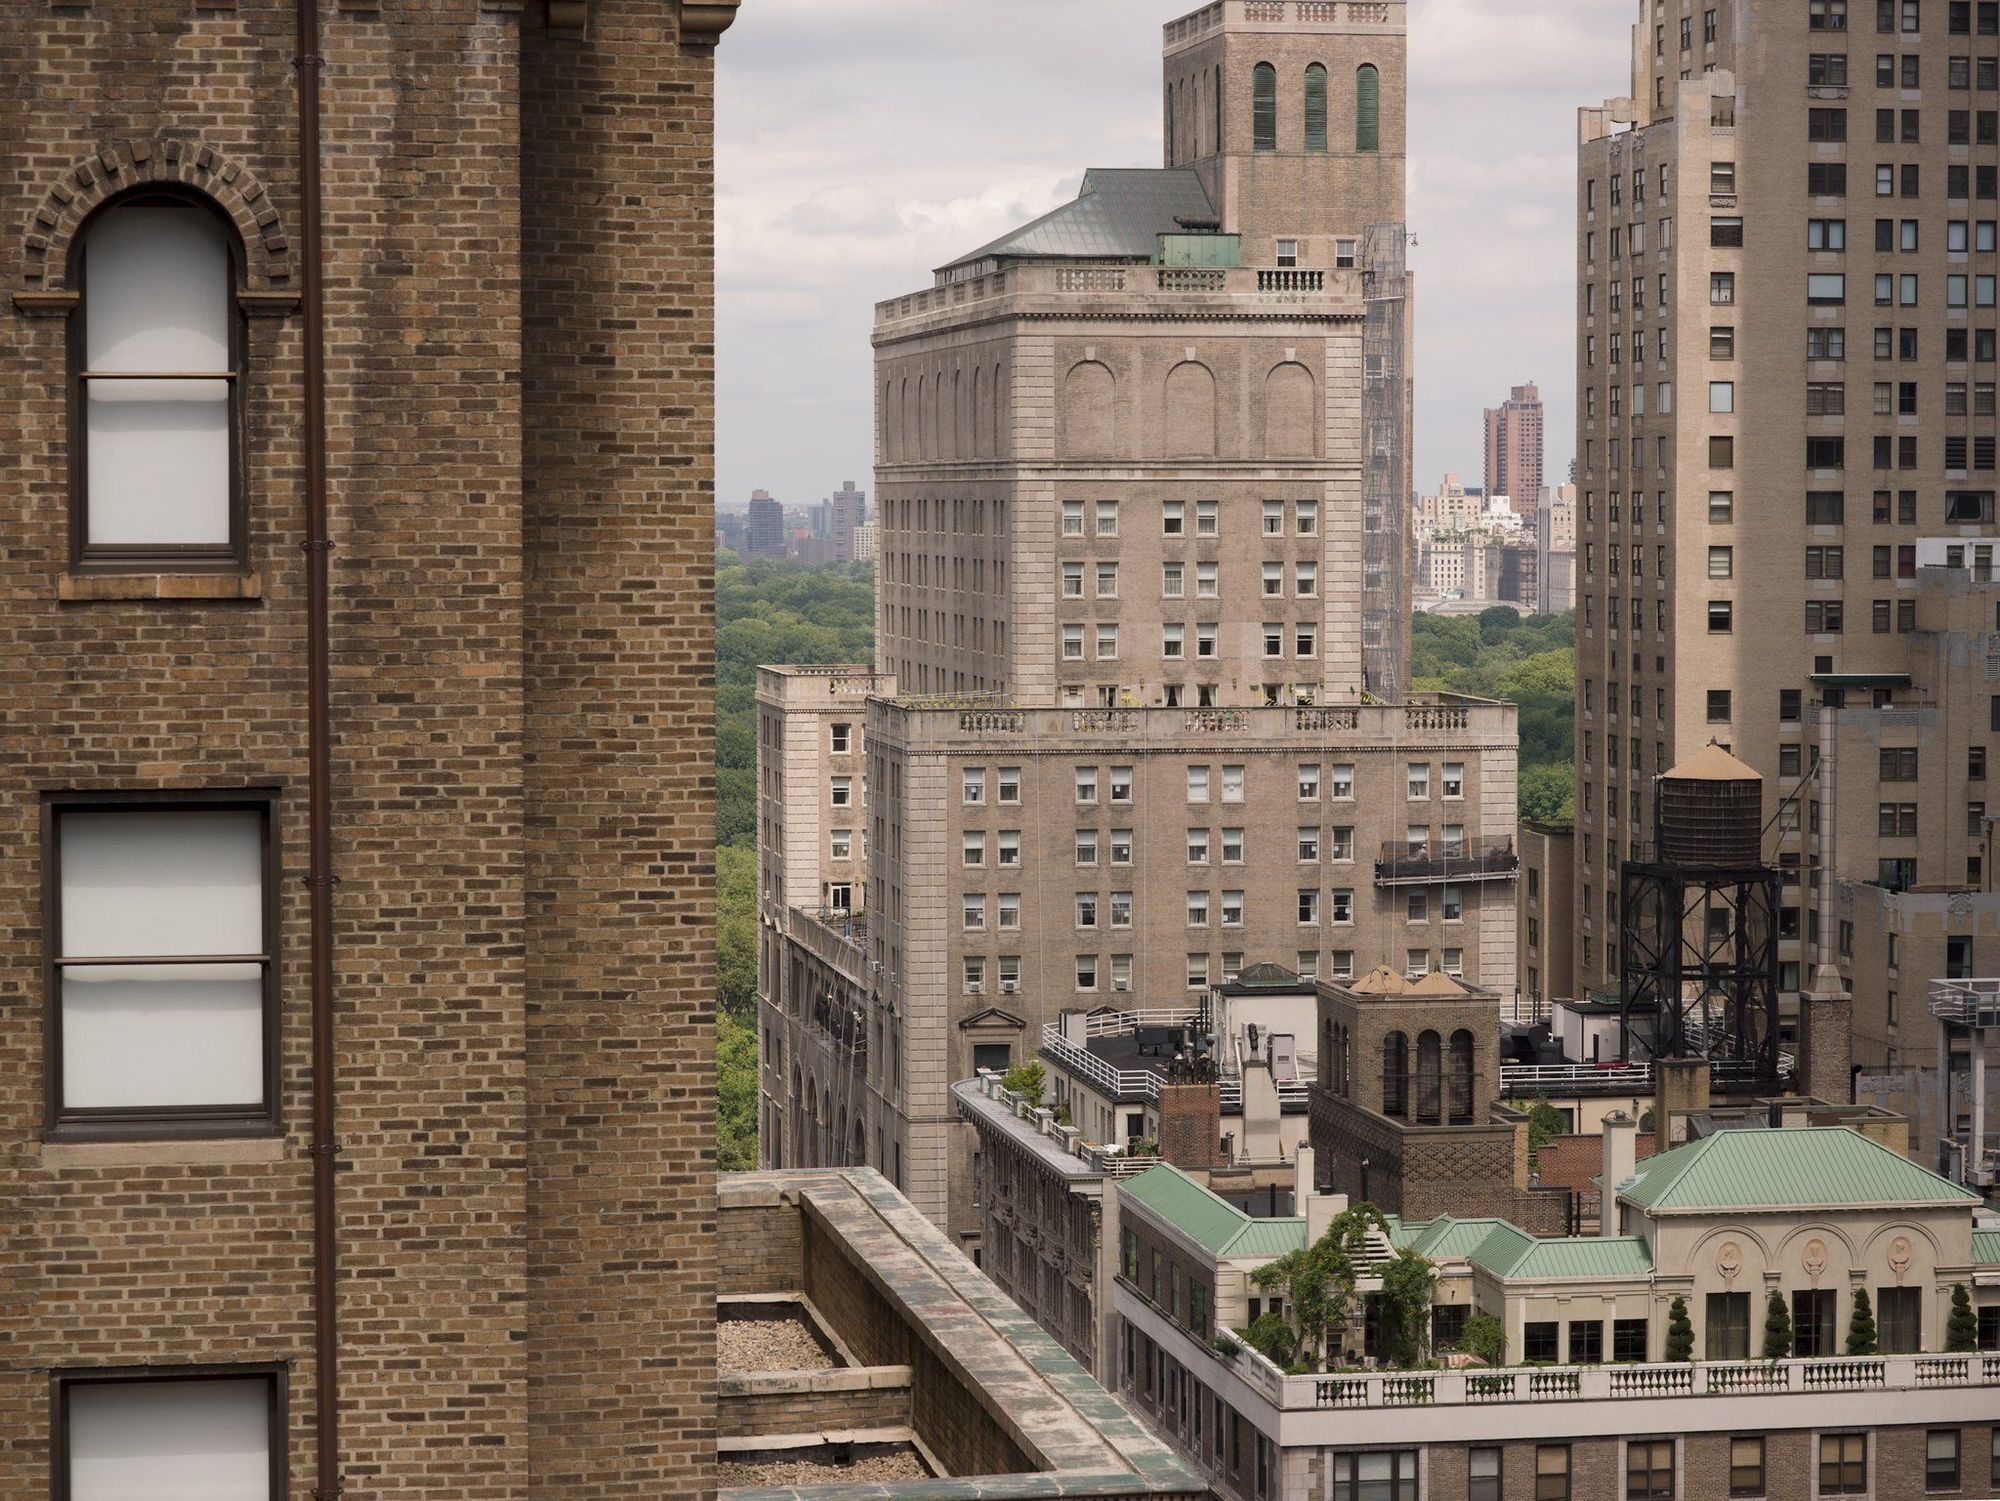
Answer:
xmin=1039 ymin=1020 xmax=1312 ymax=1111
xmin=1931 ymin=977 xmax=2000 ymax=1027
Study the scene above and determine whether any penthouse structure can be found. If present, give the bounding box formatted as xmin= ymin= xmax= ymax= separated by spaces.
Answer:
xmin=759 ymin=0 xmax=1527 ymax=1266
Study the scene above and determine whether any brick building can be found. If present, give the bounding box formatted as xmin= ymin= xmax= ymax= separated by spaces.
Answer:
xmin=1 ymin=2 xmax=734 ymax=1497
xmin=1482 ymin=382 xmax=1544 ymax=520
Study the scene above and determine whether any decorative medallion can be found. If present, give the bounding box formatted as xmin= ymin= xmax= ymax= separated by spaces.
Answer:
xmin=1802 ymin=1239 xmax=1829 ymax=1278
xmin=1888 ymin=1235 xmax=1913 ymax=1276
xmin=1715 ymin=1240 xmax=1743 ymax=1281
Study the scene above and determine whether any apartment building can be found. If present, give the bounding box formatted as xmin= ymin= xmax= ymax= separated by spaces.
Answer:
xmin=1573 ymin=0 xmax=2000 ymax=1046
xmin=1114 ymin=1124 xmax=2000 ymax=1501
xmin=1483 ymin=381 xmax=1546 ymax=518
xmin=760 ymin=0 xmax=1527 ymax=1263
xmin=0 ymin=3 xmax=734 ymax=1496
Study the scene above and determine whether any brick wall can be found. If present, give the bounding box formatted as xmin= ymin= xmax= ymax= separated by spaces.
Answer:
xmin=717 ymin=1380 xmax=911 ymax=1439
xmin=0 ymin=4 xmax=725 ymax=1498
xmin=717 ymin=1202 xmax=804 ymax=1295
xmin=1158 ymin=1083 xmax=1224 ymax=1170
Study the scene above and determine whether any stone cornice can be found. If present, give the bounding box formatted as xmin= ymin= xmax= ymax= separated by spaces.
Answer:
xmin=678 ymin=0 xmax=741 ymax=45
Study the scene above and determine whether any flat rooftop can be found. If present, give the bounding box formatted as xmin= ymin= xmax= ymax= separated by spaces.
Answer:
xmin=718 ymin=1169 xmax=1205 ymax=1500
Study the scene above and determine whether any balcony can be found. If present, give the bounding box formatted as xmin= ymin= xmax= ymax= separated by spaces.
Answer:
xmin=1374 ymin=835 xmax=1519 ymax=886
xmin=1932 ymin=977 xmax=2000 ymax=1027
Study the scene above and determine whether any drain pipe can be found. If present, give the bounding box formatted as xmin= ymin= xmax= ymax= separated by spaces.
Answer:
xmin=295 ymin=0 xmax=341 ymax=1496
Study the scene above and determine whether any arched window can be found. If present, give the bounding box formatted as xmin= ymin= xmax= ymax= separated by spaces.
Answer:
xmin=73 ymin=193 xmax=244 ymax=571
xmin=1449 ymin=1029 xmax=1476 ymax=1124
xmin=1381 ymin=1030 xmax=1409 ymax=1118
xmin=1304 ymin=64 xmax=1329 ymax=152
xmin=1356 ymin=64 xmax=1381 ymax=153
xmin=1416 ymin=1030 xmax=1442 ymax=1124
xmin=1253 ymin=62 xmax=1278 ymax=151
xmin=1214 ymin=65 xmax=1223 ymax=155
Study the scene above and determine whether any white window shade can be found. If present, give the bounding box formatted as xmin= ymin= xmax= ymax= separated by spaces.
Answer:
xmin=61 ymin=810 xmax=262 ymax=957
xmin=63 ymin=963 xmax=264 ymax=1108
xmin=85 ymin=207 xmax=231 ymax=372
xmin=68 ymin=1378 xmax=271 ymax=1501
xmin=86 ymin=380 xmax=231 ymax=544
xmin=81 ymin=204 xmax=234 ymax=549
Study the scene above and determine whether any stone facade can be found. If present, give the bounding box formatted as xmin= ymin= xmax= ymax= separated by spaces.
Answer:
xmin=1516 ymin=818 xmax=1575 ymax=1015
xmin=1572 ymin=0 xmax=2000 ymax=1061
xmin=0 ymin=3 xmax=730 ymax=1496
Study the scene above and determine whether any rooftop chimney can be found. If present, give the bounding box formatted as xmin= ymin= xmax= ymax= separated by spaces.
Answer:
xmin=1599 ymin=1111 xmax=1637 ymax=1238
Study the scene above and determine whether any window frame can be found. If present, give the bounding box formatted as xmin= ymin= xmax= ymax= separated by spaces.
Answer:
xmin=67 ymin=188 xmax=252 ymax=577
xmin=42 ymin=788 xmax=283 ymax=1141
xmin=51 ymin=1362 xmax=289 ymax=1501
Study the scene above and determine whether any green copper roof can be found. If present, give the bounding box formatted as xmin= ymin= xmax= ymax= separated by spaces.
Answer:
xmin=1482 ymin=1236 xmax=1654 ymax=1281
xmin=1617 ymin=1127 xmax=1980 ymax=1213
xmin=947 ymin=168 xmax=1216 ymax=269
xmin=1120 ymin=1164 xmax=1305 ymax=1259
xmin=1405 ymin=1215 xmax=1513 ymax=1261
xmin=1974 ymin=1229 xmax=2000 ymax=1265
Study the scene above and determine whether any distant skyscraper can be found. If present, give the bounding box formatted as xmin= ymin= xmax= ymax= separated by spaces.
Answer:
xmin=743 ymin=488 xmax=787 ymax=558
xmin=1483 ymin=382 xmax=1544 ymax=518
xmin=828 ymin=479 xmax=868 ymax=562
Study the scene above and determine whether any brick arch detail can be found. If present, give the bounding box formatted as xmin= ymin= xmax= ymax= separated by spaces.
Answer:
xmin=22 ymin=138 xmax=291 ymax=291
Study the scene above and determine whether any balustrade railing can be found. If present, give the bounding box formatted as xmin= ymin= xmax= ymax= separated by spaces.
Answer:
xmin=1274 ymin=1353 xmax=1991 ymax=1412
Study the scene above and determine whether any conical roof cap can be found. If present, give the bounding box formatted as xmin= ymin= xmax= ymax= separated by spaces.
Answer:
xmin=1664 ymin=740 xmax=1761 ymax=782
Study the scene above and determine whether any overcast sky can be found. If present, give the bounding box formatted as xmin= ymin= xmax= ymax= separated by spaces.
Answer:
xmin=715 ymin=0 xmax=1631 ymax=512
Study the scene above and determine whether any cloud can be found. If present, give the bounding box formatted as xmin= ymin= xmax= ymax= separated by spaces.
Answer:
xmin=776 ymin=184 xmax=908 ymax=237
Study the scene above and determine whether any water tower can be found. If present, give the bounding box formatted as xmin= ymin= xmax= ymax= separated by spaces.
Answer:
xmin=1618 ymin=742 xmax=1781 ymax=1092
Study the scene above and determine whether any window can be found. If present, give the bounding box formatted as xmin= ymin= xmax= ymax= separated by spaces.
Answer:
xmin=1820 ymin=1434 xmax=1867 ymax=1496
xmin=1196 ymin=500 xmax=1218 ymax=536
xmin=1810 ymin=106 xmax=1848 ymax=140
xmin=1880 ymin=1284 xmax=1922 ymax=1350
xmin=1808 ymin=272 xmax=1848 ymax=304
xmin=1710 ymin=435 xmax=1735 ymax=467
xmin=1569 ymin=1319 xmax=1604 ymax=1364
xmin=830 ymin=828 xmax=852 ymax=861
xmin=1524 ymin=1321 xmax=1559 ymax=1362
xmin=1881 ymin=746 xmax=1920 ymax=780
xmin=1627 ymin=1440 xmax=1674 ymax=1501
xmin=1813 ymin=0 xmax=1850 ymax=24
xmin=72 ymin=196 xmax=246 ymax=573
xmin=1062 ymin=499 xmax=1084 ymax=535
xmin=1330 ymin=1451 xmax=1416 ymax=1501
xmin=1709 ymin=600 xmax=1734 ymax=632
xmin=1297 ymin=499 xmax=1319 ymax=534
xmin=997 ymin=894 xmax=1019 ymax=930
xmin=1706 ymin=1291 xmax=1750 ymax=1358
xmin=1163 ymin=500 xmax=1185 ymax=535
xmin=54 ymin=1366 xmax=284 ymax=1501
xmin=1536 ymin=1444 xmax=1572 ymax=1501
xmin=1711 ymin=490 xmax=1735 ymax=521
xmin=1729 ymin=1437 xmax=1764 ymax=1497
xmin=963 ymin=832 xmax=986 ymax=867
xmin=1331 ymin=763 xmax=1354 ymax=798
xmin=1221 ymin=827 xmax=1244 ymax=863
xmin=997 ymin=767 xmax=1020 ymax=804
xmin=1710 ymin=380 xmax=1735 ymax=412
xmin=1708 ymin=689 xmax=1732 ymax=722
xmin=1096 ymin=499 xmax=1118 ymax=535
xmin=47 ymin=795 xmax=278 ymax=1137
xmin=1792 ymin=1288 xmax=1836 ymax=1356
xmin=1222 ymin=765 xmax=1245 ymax=802
xmin=1927 ymin=1430 xmax=1960 ymax=1491
xmin=1253 ymin=61 xmax=1277 ymax=150
xmin=1712 ymin=215 xmax=1744 ymax=246
xmin=1470 ymin=1447 xmax=1502 ymax=1501
xmin=1356 ymin=63 xmax=1381 ymax=152
xmin=1809 ymin=162 xmax=1848 ymax=195
xmin=1613 ymin=1318 xmax=1649 ymax=1362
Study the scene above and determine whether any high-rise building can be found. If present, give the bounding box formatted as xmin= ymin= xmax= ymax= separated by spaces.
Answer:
xmin=744 ymin=488 xmax=788 ymax=557
xmin=828 ymin=478 xmax=869 ymax=562
xmin=759 ymin=0 xmax=1524 ymax=1261
xmin=1482 ymin=381 xmax=1544 ymax=518
xmin=1574 ymin=0 xmax=2000 ymax=1152
xmin=0 ymin=2 xmax=734 ymax=1495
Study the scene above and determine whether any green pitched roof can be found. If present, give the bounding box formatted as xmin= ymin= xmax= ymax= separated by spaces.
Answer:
xmin=1974 ymin=1229 xmax=2000 ymax=1266
xmin=1121 ymin=1164 xmax=1305 ymax=1259
xmin=1485 ymin=1236 xmax=1654 ymax=1281
xmin=1617 ymin=1127 xmax=1979 ymax=1213
xmin=947 ymin=168 xmax=1215 ymax=269
xmin=1405 ymin=1215 xmax=1513 ymax=1261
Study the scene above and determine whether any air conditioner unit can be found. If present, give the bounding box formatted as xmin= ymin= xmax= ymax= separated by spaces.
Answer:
xmin=967 ymin=982 xmax=983 ymax=995
xmin=1113 ymin=979 xmax=1131 ymax=991
xmin=1001 ymin=980 xmax=1020 ymax=994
